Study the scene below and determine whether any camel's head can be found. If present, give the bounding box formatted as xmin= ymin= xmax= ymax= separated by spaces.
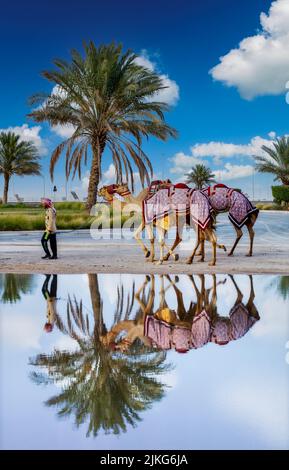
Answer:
xmin=98 ymin=183 xmax=131 ymax=202
xmin=97 ymin=184 xmax=117 ymax=202
xmin=99 ymin=331 xmax=130 ymax=353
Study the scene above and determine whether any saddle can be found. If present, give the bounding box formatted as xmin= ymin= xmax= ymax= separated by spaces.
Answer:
xmin=147 ymin=180 xmax=189 ymax=196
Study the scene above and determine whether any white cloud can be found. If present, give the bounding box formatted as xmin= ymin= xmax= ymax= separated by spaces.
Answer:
xmin=52 ymin=123 xmax=75 ymax=138
xmin=210 ymin=0 xmax=289 ymax=99
xmin=214 ymin=163 xmax=254 ymax=181
xmin=191 ymin=134 xmax=275 ymax=162
xmin=169 ymin=132 xmax=278 ymax=181
xmin=169 ymin=133 xmax=276 ymax=176
xmin=135 ymin=50 xmax=180 ymax=105
xmin=170 ymin=151 xmax=208 ymax=175
xmin=0 ymin=124 xmax=47 ymax=155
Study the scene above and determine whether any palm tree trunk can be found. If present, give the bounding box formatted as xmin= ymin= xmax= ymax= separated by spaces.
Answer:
xmin=86 ymin=134 xmax=106 ymax=210
xmin=88 ymin=274 xmax=106 ymax=336
xmin=3 ymin=173 xmax=10 ymax=204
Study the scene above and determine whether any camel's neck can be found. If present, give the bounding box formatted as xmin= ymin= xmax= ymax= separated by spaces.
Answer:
xmin=117 ymin=187 xmax=149 ymax=205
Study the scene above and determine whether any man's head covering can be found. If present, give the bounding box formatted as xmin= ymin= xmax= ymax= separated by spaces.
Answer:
xmin=41 ymin=198 xmax=53 ymax=208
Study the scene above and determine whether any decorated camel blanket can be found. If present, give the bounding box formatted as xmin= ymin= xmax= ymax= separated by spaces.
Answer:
xmin=202 ymin=184 xmax=259 ymax=229
xmin=144 ymin=304 xmax=258 ymax=352
xmin=142 ymin=185 xmax=213 ymax=230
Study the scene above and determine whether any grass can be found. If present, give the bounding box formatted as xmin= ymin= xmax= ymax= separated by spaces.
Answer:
xmin=0 ymin=201 xmax=142 ymax=231
xmin=255 ymin=202 xmax=287 ymax=210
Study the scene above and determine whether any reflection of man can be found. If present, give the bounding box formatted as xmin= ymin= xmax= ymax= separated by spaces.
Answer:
xmin=42 ymin=275 xmax=58 ymax=333
xmin=41 ymin=198 xmax=57 ymax=260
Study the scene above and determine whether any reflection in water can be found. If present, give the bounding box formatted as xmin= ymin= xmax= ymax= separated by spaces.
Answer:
xmin=30 ymin=274 xmax=169 ymax=437
xmin=41 ymin=275 xmax=58 ymax=333
xmin=272 ymin=276 xmax=289 ymax=301
xmin=103 ymin=275 xmax=259 ymax=353
xmin=0 ymin=273 xmax=35 ymax=304
xmin=28 ymin=274 xmax=260 ymax=438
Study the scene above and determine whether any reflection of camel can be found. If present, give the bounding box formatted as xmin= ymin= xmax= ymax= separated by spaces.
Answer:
xmin=99 ymin=183 xmax=225 ymax=266
xmin=103 ymin=274 xmax=260 ymax=353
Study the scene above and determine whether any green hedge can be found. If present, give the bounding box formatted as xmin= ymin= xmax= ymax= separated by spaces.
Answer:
xmin=272 ymin=186 xmax=289 ymax=204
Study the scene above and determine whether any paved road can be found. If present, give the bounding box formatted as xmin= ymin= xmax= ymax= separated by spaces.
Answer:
xmin=1 ymin=212 xmax=289 ymax=274
xmin=1 ymin=211 xmax=289 ymax=248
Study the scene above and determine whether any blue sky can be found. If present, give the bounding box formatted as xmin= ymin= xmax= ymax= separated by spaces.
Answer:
xmin=1 ymin=0 xmax=289 ymax=201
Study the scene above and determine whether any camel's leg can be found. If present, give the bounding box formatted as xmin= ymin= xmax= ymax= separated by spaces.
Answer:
xmin=169 ymin=280 xmax=187 ymax=320
xmin=197 ymin=239 xmax=205 ymax=262
xmin=246 ymin=275 xmax=260 ymax=320
xmin=146 ymin=224 xmax=155 ymax=262
xmin=163 ymin=233 xmax=182 ymax=261
xmin=206 ymin=228 xmax=217 ymax=266
xmin=155 ymin=227 xmax=166 ymax=265
xmin=229 ymin=274 xmax=243 ymax=304
xmin=197 ymin=242 xmax=226 ymax=257
xmin=163 ymin=217 xmax=185 ymax=262
xmin=163 ymin=240 xmax=179 ymax=261
xmin=186 ymin=226 xmax=201 ymax=264
xmin=134 ymin=222 xmax=150 ymax=258
xmin=246 ymin=221 xmax=255 ymax=257
xmin=228 ymin=224 xmax=243 ymax=256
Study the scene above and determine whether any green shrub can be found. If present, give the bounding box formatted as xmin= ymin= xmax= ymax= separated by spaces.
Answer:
xmin=54 ymin=201 xmax=85 ymax=210
xmin=272 ymin=186 xmax=289 ymax=204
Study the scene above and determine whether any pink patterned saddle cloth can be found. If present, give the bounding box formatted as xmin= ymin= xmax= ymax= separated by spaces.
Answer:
xmin=143 ymin=187 xmax=213 ymax=230
xmin=202 ymin=184 xmax=258 ymax=229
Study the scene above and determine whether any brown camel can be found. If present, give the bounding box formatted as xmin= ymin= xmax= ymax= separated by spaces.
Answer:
xmin=98 ymin=183 xmax=225 ymax=266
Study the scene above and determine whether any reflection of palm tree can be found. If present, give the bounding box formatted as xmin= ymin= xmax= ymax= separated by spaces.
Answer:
xmin=29 ymin=274 xmax=170 ymax=436
xmin=0 ymin=273 xmax=35 ymax=303
xmin=271 ymin=276 xmax=289 ymax=301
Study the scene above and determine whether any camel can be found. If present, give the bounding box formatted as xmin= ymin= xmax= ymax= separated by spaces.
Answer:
xmin=98 ymin=182 xmax=178 ymax=263
xmin=202 ymin=184 xmax=259 ymax=257
xmin=100 ymin=274 xmax=259 ymax=353
xmin=98 ymin=183 xmax=226 ymax=266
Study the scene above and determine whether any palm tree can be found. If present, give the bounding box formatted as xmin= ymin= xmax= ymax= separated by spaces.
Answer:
xmin=185 ymin=164 xmax=215 ymax=189
xmin=29 ymin=276 xmax=170 ymax=436
xmin=254 ymin=136 xmax=289 ymax=185
xmin=0 ymin=132 xmax=41 ymax=204
xmin=270 ymin=276 xmax=289 ymax=301
xmin=0 ymin=274 xmax=36 ymax=303
xmin=28 ymin=42 xmax=177 ymax=209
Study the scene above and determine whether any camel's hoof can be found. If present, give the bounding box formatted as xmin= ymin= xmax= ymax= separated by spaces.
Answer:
xmin=246 ymin=253 xmax=252 ymax=257
xmin=228 ymin=252 xmax=233 ymax=257
xmin=197 ymin=258 xmax=205 ymax=263
xmin=145 ymin=250 xmax=151 ymax=258
xmin=186 ymin=258 xmax=192 ymax=265
xmin=223 ymin=246 xmax=227 ymax=252
xmin=155 ymin=260 xmax=163 ymax=266
xmin=208 ymin=262 xmax=216 ymax=267
xmin=174 ymin=254 xmax=179 ymax=261
xmin=163 ymin=255 xmax=169 ymax=262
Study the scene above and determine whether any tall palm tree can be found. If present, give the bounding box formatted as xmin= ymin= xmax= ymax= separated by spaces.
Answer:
xmin=29 ymin=275 xmax=170 ymax=436
xmin=185 ymin=164 xmax=215 ymax=189
xmin=254 ymin=136 xmax=289 ymax=185
xmin=0 ymin=273 xmax=36 ymax=303
xmin=0 ymin=132 xmax=41 ymax=204
xmin=28 ymin=42 xmax=177 ymax=209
